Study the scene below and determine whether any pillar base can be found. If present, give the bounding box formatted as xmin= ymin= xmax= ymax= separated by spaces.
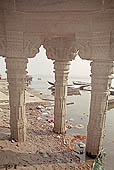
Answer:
xmin=53 ymin=128 xmax=66 ymax=134
xmin=86 ymin=152 xmax=97 ymax=159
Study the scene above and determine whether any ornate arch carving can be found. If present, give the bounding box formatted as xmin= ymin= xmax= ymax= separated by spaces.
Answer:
xmin=43 ymin=35 xmax=78 ymax=61
xmin=24 ymin=33 xmax=43 ymax=58
xmin=110 ymin=30 xmax=114 ymax=60
xmin=0 ymin=38 xmax=6 ymax=57
xmin=76 ymin=39 xmax=92 ymax=60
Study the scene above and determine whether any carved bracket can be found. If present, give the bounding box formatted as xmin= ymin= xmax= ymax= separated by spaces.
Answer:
xmin=110 ymin=30 xmax=114 ymax=60
xmin=43 ymin=35 xmax=78 ymax=61
xmin=0 ymin=37 xmax=6 ymax=57
xmin=24 ymin=33 xmax=43 ymax=58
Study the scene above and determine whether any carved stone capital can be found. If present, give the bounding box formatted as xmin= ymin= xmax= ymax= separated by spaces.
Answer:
xmin=110 ymin=31 xmax=114 ymax=60
xmin=0 ymin=11 xmax=6 ymax=57
xmin=6 ymin=31 xmax=24 ymax=58
xmin=24 ymin=33 xmax=42 ymax=58
xmin=75 ymin=33 xmax=92 ymax=60
xmin=54 ymin=60 xmax=70 ymax=87
xmin=44 ymin=35 xmax=78 ymax=61
xmin=91 ymin=32 xmax=110 ymax=60
xmin=91 ymin=60 xmax=114 ymax=78
xmin=0 ymin=33 xmax=6 ymax=57
xmin=6 ymin=58 xmax=28 ymax=89
xmin=76 ymin=32 xmax=111 ymax=61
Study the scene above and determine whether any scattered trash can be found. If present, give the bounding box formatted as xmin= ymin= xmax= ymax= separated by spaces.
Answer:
xmin=49 ymin=122 xmax=54 ymax=128
xmin=48 ymin=119 xmax=54 ymax=123
xmin=39 ymin=152 xmax=49 ymax=158
xmin=66 ymin=124 xmax=73 ymax=129
xmin=80 ymin=150 xmax=84 ymax=154
xmin=75 ymin=124 xmax=84 ymax=129
xmin=66 ymin=102 xmax=74 ymax=105
xmin=56 ymin=135 xmax=61 ymax=139
xmin=42 ymin=153 xmax=49 ymax=158
xmin=77 ymin=142 xmax=86 ymax=148
xmin=73 ymin=135 xmax=86 ymax=141
xmin=11 ymin=139 xmax=15 ymax=143
xmin=36 ymin=106 xmax=42 ymax=109
xmin=30 ymin=95 xmax=34 ymax=97
xmin=37 ymin=117 xmax=42 ymax=120
xmin=46 ymin=107 xmax=52 ymax=110
xmin=42 ymin=112 xmax=49 ymax=116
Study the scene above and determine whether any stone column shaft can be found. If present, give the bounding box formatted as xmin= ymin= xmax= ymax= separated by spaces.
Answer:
xmin=6 ymin=58 xmax=28 ymax=142
xmin=54 ymin=60 xmax=70 ymax=134
xmin=86 ymin=60 xmax=113 ymax=157
xmin=44 ymin=35 xmax=77 ymax=134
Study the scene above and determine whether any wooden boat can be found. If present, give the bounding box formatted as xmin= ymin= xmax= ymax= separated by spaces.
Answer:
xmin=48 ymin=81 xmax=55 ymax=86
xmin=50 ymin=86 xmax=81 ymax=96
xmin=73 ymin=81 xmax=91 ymax=86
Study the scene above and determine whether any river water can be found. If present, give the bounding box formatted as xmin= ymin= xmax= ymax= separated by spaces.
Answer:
xmin=30 ymin=74 xmax=114 ymax=170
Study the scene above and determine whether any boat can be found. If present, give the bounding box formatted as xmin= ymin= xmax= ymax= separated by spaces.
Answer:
xmin=48 ymin=81 xmax=55 ymax=86
xmin=73 ymin=81 xmax=91 ymax=86
xmin=48 ymin=84 xmax=81 ymax=96
xmin=51 ymin=87 xmax=81 ymax=96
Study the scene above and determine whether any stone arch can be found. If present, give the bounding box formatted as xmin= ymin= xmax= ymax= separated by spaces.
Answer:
xmin=24 ymin=33 xmax=43 ymax=58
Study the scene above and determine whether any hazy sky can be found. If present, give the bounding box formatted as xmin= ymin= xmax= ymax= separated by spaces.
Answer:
xmin=0 ymin=46 xmax=91 ymax=78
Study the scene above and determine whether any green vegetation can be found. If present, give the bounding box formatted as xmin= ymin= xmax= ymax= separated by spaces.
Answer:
xmin=93 ymin=150 xmax=106 ymax=170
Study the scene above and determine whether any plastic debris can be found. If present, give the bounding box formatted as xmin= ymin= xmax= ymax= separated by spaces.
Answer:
xmin=49 ymin=122 xmax=54 ymax=128
xmin=48 ymin=119 xmax=54 ymax=123
xmin=37 ymin=117 xmax=42 ymax=120
xmin=66 ymin=102 xmax=74 ymax=105
xmin=42 ymin=112 xmax=49 ymax=116
xmin=46 ymin=107 xmax=52 ymax=110
xmin=78 ymin=142 xmax=86 ymax=148
xmin=56 ymin=135 xmax=61 ymax=139
xmin=42 ymin=153 xmax=49 ymax=158
xmin=11 ymin=139 xmax=15 ymax=143
xmin=66 ymin=124 xmax=73 ymax=129
xmin=36 ymin=106 xmax=42 ymax=109
xmin=73 ymin=135 xmax=86 ymax=141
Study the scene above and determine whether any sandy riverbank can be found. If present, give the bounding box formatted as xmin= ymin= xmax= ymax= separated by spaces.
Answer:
xmin=0 ymin=80 xmax=91 ymax=170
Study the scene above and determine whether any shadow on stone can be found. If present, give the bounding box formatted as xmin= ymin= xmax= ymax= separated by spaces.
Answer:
xmin=0 ymin=149 xmax=80 ymax=169
xmin=0 ymin=127 xmax=10 ymax=140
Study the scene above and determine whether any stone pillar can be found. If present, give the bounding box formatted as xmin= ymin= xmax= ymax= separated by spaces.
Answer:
xmin=86 ymin=60 xmax=113 ymax=158
xmin=6 ymin=58 xmax=28 ymax=142
xmin=44 ymin=35 xmax=77 ymax=134
xmin=54 ymin=60 xmax=70 ymax=133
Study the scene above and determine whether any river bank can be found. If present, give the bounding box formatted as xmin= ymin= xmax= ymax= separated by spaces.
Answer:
xmin=0 ymin=79 xmax=91 ymax=170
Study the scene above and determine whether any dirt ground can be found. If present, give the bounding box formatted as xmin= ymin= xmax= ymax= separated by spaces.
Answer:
xmin=0 ymin=102 xmax=92 ymax=170
xmin=0 ymin=80 xmax=92 ymax=170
